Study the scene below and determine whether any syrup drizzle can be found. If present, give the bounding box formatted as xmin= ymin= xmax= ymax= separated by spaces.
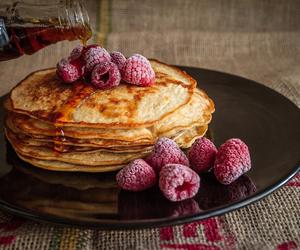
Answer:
xmin=54 ymin=126 xmax=68 ymax=153
xmin=51 ymin=80 xmax=98 ymax=152
xmin=54 ymin=82 xmax=97 ymax=124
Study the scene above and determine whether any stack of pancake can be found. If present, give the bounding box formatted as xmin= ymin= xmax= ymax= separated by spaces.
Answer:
xmin=4 ymin=60 xmax=214 ymax=172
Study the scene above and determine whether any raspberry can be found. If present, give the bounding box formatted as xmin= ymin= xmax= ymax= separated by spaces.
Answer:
xmin=91 ymin=62 xmax=121 ymax=89
xmin=110 ymin=51 xmax=126 ymax=70
xmin=188 ymin=137 xmax=218 ymax=173
xmin=145 ymin=137 xmax=189 ymax=173
xmin=92 ymin=61 xmax=111 ymax=75
xmin=159 ymin=164 xmax=200 ymax=202
xmin=82 ymin=45 xmax=111 ymax=72
xmin=121 ymin=54 xmax=155 ymax=86
xmin=116 ymin=159 xmax=157 ymax=191
xmin=214 ymin=138 xmax=251 ymax=185
xmin=70 ymin=57 xmax=85 ymax=75
xmin=56 ymin=58 xmax=82 ymax=83
xmin=69 ymin=45 xmax=83 ymax=60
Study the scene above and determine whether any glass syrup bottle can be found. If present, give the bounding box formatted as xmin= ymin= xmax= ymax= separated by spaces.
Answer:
xmin=0 ymin=0 xmax=92 ymax=61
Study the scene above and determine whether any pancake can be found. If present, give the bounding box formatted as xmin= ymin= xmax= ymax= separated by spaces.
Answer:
xmin=5 ymin=59 xmax=215 ymax=172
xmin=7 ymin=131 xmax=151 ymax=166
xmin=13 ymin=135 xmax=151 ymax=153
xmin=6 ymin=121 xmax=206 ymax=151
xmin=5 ymin=89 xmax=213 ymax=141
xmin=175 ymin=125 xmax=208 ymax=148
xmin=16 ymin=153 xmax=126 ymax=172
xmin=8 ymin=123 xmax=210 ymax=172
xmin=9 ymin=60 xmax=196 ymax=128
xmin=10 ymin=132 xmax=153 ymax=154
xmin=7 ymin=112 xmax=153 ymax=141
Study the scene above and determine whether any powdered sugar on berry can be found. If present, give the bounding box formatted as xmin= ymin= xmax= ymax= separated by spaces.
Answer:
xmin=116 ymin=159 xmax=157 ymax=191
xmin=69 ymin=45 xmax=83 ymax=61
xmin=83 ymin=46 xmax=111 ymax=72
xmin=188 ymin=137 xmax=217 ymax=173
xmin=56 ymin=58 xmax=81 ymax=83
xmin=145 ymin=137 xmax=189 ymax=173
xmin=57 ymin=45 xmax=156 ymax=89
xmin=214 ymin=138 xmax=251 ymax=185
xmin=91 ymin=61 xmax=121 ymax=89
xmin=110 ymin=51 xmax=126 ymax=70
xmin=159 ymin=164 xmax=200 ymax=202
xmin=122 ymin=54 xmax=155 ymax=86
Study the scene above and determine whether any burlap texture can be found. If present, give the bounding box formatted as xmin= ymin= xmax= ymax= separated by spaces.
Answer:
xmin=0 ymin=0 xmax=299 ymax=249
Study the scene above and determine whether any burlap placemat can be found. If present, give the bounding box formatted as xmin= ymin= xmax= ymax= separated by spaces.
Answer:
xmin=0 ymin=0 xmax=299 ymax=249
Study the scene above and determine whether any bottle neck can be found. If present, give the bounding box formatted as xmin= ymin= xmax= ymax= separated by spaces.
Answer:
xmin=60 ymin=0 xmax=92 ymax=44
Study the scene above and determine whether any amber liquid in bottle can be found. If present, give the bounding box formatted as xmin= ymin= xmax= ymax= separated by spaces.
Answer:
xmin=0 ymin=21 xmax=92 ymax=61
xmin=0 ymin=0 xmax=92 ymax=61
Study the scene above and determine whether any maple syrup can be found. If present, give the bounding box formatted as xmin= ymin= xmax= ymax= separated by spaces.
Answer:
xmin=0 ymin=1 xmax=92 ymax=61
xmin=0 ymin=24 xmax=92 ymax=61
xmin=54 ymin=127 xmax=68 ymax=153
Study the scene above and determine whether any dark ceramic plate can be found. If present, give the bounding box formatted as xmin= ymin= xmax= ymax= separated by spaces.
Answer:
xmin=0 ymin=67 xmax=299 ymax=229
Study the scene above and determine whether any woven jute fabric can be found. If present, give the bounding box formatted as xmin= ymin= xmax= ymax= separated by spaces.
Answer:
xmin=0 ymin=0 xmax=299 ymax=249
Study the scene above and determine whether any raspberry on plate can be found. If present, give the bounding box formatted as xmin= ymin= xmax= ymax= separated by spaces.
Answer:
xmin=159 ymin=164 xmax=200 ymax=202
xmin=82 ymin=45 xmax=111 ymax=72
xmin=91 ymin=62 xmax=121 ymax=90
xmin=110 ymin=51 xmax=126 ymax=70
xmin=214 ymin=138 xmax=251 ymax=185
xmin=56 ymin=58 xmax=83 ymax=83
xmin=145 ymin=137 xmax=189 ymax=173
xmin=69 ymin=45 xmax=83 ymax=60
xmin=188 ymin=137 xmax=218 ymax=173
xmin=116 ymin=159 xmax=157 ymax=191
xmin=121 ymin=54 xmax=155 ymax=86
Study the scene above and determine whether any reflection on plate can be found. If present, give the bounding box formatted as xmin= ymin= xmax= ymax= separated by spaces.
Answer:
xmin=1 ymin=143 xmax=256 ymax=222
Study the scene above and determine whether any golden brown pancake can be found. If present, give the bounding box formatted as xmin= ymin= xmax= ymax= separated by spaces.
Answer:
xmin=9 ymin=60 xmax=197 ymax=128
xmin=5 ymin=89 xmax=213 ymax=141
xmin=5 ymin=59 xmax=215 ymax=172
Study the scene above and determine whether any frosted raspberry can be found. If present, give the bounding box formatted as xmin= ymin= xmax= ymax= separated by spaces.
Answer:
xmin=145 ymin=137 xmax=189 ymax=173
xmin=56 ymin=58 xmax=82 ymax=83
xmin=92 ymin=61 xmax=111 ymax=75
xmin=83 ymin=45 xmax=111 ymax=72
xmin=214 ymin=138 xmax=251 ymax=185
xmin=159 ymin=164 xmax=200 ymax=202
xmin=69 ymin=45 xmax=83 ymax=60
xmin=70 ymin=57 xmax=85 ymax=75
xmin=188 ymin=137 xmax=218 ymax=173
xmin=116 ymin=159 xmax=157 ymax=191
xmin=121 ymin=54 xmax=155 ymax=86
xmin=91 ymin=62 xmax=121 ymax=89
xmin=110 ymin=51 xmax=126 ymax=70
